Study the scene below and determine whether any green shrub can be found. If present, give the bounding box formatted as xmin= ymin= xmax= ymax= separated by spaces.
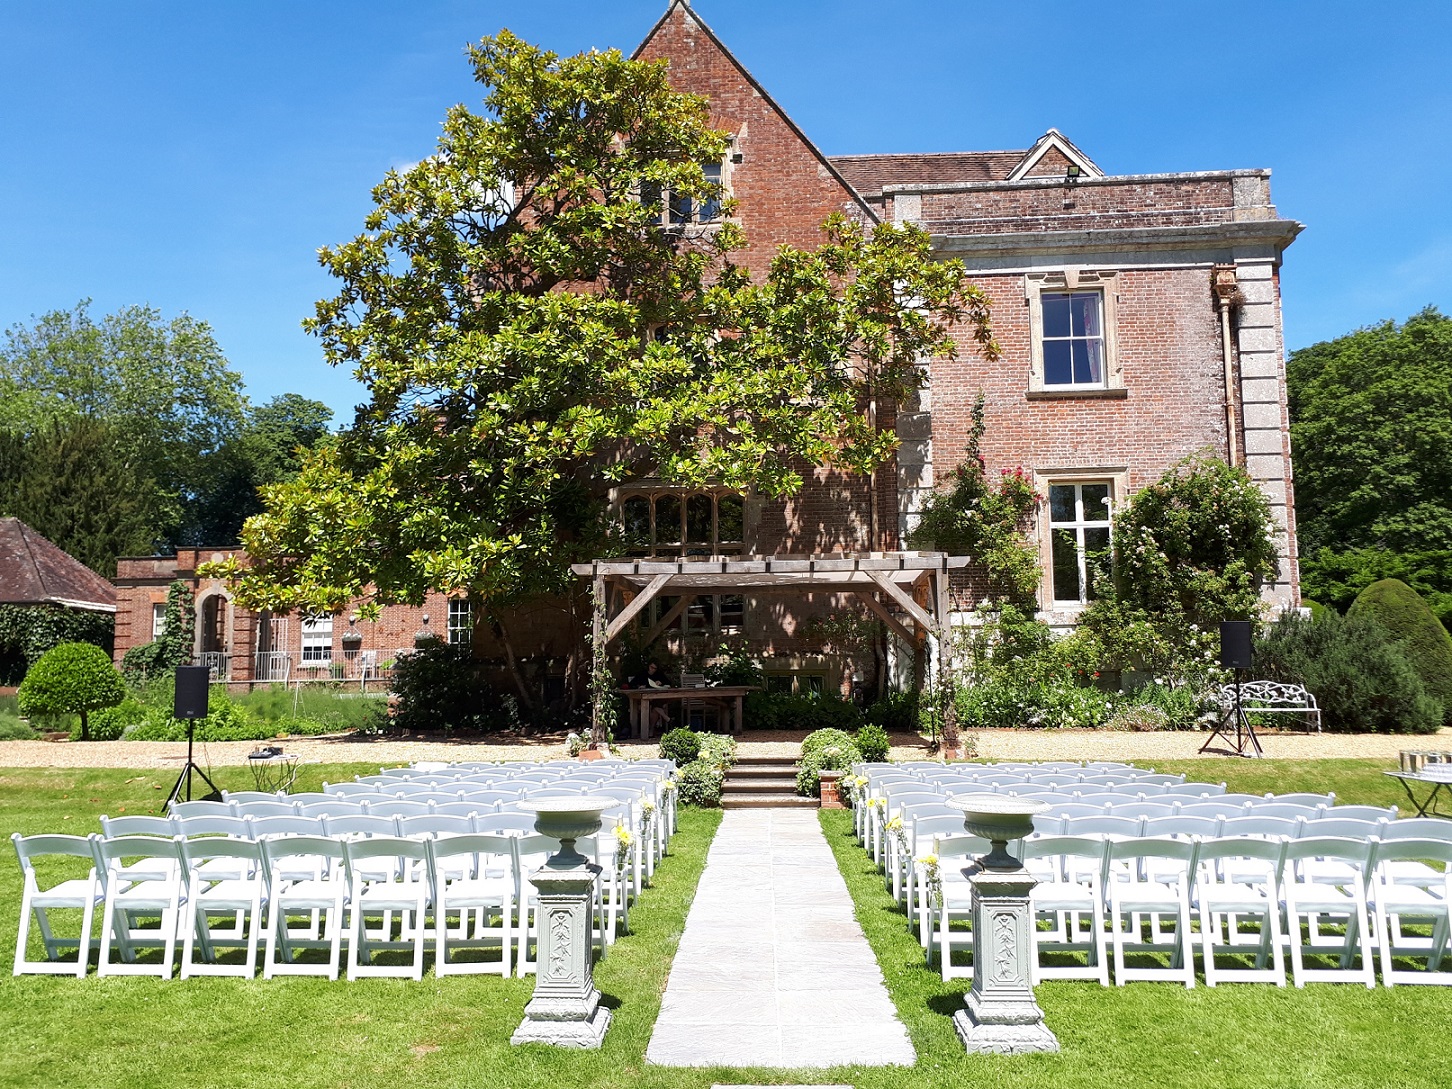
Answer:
xmin=703 ymin=644 xmax=765 ymax=688
xmin=855 ymin=722 xmax=890 ymax=762
xmin=864 ymin=689 xmax=917 ymax=733
xmin=1255 ymin=611 xmax=1441 ymax=733
xmin=0 ymin=711 xmax=36 ymax=740
xmin=389 ymin=643 xmax=515 ymax=733
xmin=955 ymin=676 xmax=1117 ymax=730
xmin=1301 ymin=598 xmax=1332 ymax=620
xmin=797 ymin=727 xmax=862 ymax=796
xmin=695 ymin=732 xmax=737 ymax=770
xmin=675 ymin=759 xmax=723 ymax=807
xmin=744 ymin=690 xmax=862 ymax=732
xmin=18 ymin=642 xmax=126 ymax=741
xmin=232 ymin=684 xmax=389 ymax=734
xmin=1348 ymin=578 xmax=1452 ymax=723
xmin=78 ymin=698 xmax=147 ymax=741
xmin=659 ymin=727 xmax=701 ymax=767
xmin=1105 ymin=704 xmax=1170 ymax=732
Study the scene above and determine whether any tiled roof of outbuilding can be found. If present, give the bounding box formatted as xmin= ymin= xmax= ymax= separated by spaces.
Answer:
xmin=827 ymin=151 xmax=1027 ymax=198
xmin=0 ymin=517 xmax=116 ymax=611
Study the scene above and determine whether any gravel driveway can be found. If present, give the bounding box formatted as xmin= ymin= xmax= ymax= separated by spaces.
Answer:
xmin=1 ymin=726 xmax=1444 ymax=770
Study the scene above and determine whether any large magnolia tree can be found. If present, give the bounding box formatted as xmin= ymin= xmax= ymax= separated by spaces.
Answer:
xmin=215 ymin=33 xmax=995 ymax=731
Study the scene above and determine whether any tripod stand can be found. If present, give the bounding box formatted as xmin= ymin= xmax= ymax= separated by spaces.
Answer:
xmin=166 ymin=721 xmax=222 ymax=808
xmin=1199 ymin=667 xmax=1264 ymax=758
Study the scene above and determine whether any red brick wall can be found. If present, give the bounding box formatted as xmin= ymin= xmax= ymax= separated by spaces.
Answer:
xmin=635 ymin=4 xmax=870 ymax=282
xmin=932 ymin=267 xmax=1227 ymax=484
xmin=919 ymin=176 xmax=1240 ymax=234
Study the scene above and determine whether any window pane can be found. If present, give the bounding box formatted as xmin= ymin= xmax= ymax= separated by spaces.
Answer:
xmin=655 ymin=596 xmax=680 ymax=630
xmin=717 ymin=493 xmax=743 ymax=544
xmin=621 ymin=495 xmax=651 ymax=554
xmin=1083 ymin=527 xmax=1111 ymax=600
xmin=699 ymin=163 xmax=722 ymax=221
xmin=719 ymin=594 xmax=744 ymax=633
xmin=1052 ymin=529 xmax=1082 ymax=602
xmin=640 ymin=181 xmax=662 ymax=222
xmin=669 ymin=191 xmax=692 ymax=225
xmin=767 ymin=674 xmax=793 ymax=695
xmin=1042 ymin=293 xmax=1071 ymax=338
xmin=1043 ymin=340 xmax=1073 ymax=385
xmin=1070 ymin=292 xmax=1101 ymax=337
xmin=800 ymin=674 xmax=825 ymax=695
xmin=1068 ymin=347 xmax=1091 ymax=389
xmin=686 ymin=493 xmax=713 ymax=544
xmin=655 ymin=495 xmax=681 ymax=545
xmin=1081 ymin=484 xmax=1111 ymax=522
xmin=1049 ymin=484 xmax=1076 ymax=524
xmin=1081 ymin=337 xmax=1104 ymax=384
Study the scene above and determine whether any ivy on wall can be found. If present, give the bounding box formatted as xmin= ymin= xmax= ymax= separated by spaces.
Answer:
xmin=0 ymin=604 xmax=114 ymax=686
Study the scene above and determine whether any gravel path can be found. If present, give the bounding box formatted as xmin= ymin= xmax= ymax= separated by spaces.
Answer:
xmin=0 ymin=726 xmax=1445 ymax=770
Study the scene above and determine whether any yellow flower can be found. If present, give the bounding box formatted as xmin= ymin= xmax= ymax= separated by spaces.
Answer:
xmin=613 ymin=823 xmax=634 ymax=848
xmin=916 ymin=853 xmax=939 ymax=867
xmin=885 ymin=816 xmax=903 ymax=832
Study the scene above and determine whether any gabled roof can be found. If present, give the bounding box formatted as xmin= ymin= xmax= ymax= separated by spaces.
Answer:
xmin=0 ymin=517 xmax=116 ymax=612
xmin=1005 ymin=129 xmax=1104 ymax=182
xmin=828 ymin=151 xmax=1028 ymax=198
xmin=634 ymin=1 xmax=878 ymax=223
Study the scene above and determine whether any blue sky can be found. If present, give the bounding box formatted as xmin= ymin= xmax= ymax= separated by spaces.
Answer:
xmin=2 ymin=1 xmax=1448 ymax=427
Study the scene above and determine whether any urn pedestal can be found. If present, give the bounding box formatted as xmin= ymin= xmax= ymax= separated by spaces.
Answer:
xmin=510 ymin=797 xmax=615 ymax=1049
xmin=945 ymin=793 xmax=1060 ymax=1055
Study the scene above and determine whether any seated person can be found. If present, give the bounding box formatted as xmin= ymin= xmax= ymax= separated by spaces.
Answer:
xmin=631 ymin=661 xmax=672 ymax=732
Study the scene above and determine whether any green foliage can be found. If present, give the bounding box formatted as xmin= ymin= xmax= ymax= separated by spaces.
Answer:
xmin=702 ymin=643 xmax=765 ymax=688
xmin=229 ymin=684 xmax=389 ymax=734
xmin=0 ymin=417 xmax=166 ymax=577
xmin=744 ymin=690 xmax=863 ymax=733
xmin=1348 ymin=578 xmax=1452 ymax=721
xmin=0 ymin=603 xmax=114 ymax=686
xmin=389 ymin=642 xmax=524 ymax=734
xmin=695 ymin=732 xmax=737 ymax=771
xmin=906 ymin=392 xmax=1042 ymax=604
xmin=17 ymin=641 xmax=126 ymax=740
xmin=956 ymin=676 xmax=1118 ymax=731
xmin=1289 ymin=308 xmax=1452 ymax=557
xmin=0 ymin=299 xmax=247 ymax=552
xmin=121 ymin=580 xmax=197 ymax=686
xmin=796 ymin=727 xmax=862 ymax=796
xmin=674 ymin=758 xmax=724 ymax=807
xmin=864 ymin=689 xmax=917 ymax=733
xmin=1079 ymin=454 xmax=1273 ymax=688
xmin=659 ymin=727 xmax=701 ymax=767
xmin=77 ymin=697 xmax=145 ymax=741
xmin=1300 ymin=546 xmax=1452 ymax=629
xmin=1255 ymin=611 xmax=1441 ymax=734
xmin=214 ymin=32 xmax=996 ymax=619
xmin=0 ymin=697 xmax=36 ymax=740
xmin=855 ymin=722 xmax=890 ymax=762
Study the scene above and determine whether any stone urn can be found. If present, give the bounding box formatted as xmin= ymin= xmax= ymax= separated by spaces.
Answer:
xmin=511 ymin=795 xmax=617 ymax=1048
xmin=946 ymin=793 xmax=1049 ymax=871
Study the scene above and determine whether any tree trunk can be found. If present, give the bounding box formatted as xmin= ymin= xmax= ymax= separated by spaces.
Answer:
xmin=79 ymin=709 xmax=90 ymax=742
xmin=490 ymin=614 xmax=536 ymax=715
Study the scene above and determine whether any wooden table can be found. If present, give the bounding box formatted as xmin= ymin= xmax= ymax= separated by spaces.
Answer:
xmin=619 ymin=686 xmax=757 ymax=739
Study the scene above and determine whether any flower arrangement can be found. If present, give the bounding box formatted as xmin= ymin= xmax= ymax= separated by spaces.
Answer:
xmin=885 ymin=814 xmax=908 ymax=860
xmin=613 ymin=823 xmax=634 ymax=876
xmin=917 ymin=853 xmax=943 ymax=910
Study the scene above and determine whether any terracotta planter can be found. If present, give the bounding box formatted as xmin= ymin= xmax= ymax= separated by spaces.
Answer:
xmin=577 ymin=748 xmax=606 ymax=762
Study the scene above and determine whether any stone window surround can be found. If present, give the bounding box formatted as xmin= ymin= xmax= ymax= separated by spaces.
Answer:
xmin=1024 ymin=270 xmax=1124 ymax=396
xmin=639 ymin=140 xmax=736 ymax=230
xmin=446 ymin=598 xmax=472 ymax=646
xmin=300 ymin=613 xmax=334 ymax=663
xmin=611 ymin=486 xmax=749 ymax=558
xmin=1033 ymin=466 xmax=1130 ymax=616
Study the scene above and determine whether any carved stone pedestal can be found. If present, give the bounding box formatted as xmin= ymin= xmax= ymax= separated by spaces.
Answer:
xmin=510 ymin=861 xmax=611 ymax=1048
xmin=952 ymin=867 xmax=1059 ymax=1055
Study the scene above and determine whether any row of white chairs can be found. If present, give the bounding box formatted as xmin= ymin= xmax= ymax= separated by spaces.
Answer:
xmin=12 ymin=829 xmax=626 ymax=981
xmin=920 ymin=832 xmax=1451 ymax=988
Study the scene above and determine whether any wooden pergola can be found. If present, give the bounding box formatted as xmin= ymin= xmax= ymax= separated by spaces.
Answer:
xmin=572 ymin=550 xmax=968 ymax=698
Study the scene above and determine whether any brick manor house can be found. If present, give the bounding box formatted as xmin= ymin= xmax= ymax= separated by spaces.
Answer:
xmin=112 ymin=1 xmax=1302 ymax=703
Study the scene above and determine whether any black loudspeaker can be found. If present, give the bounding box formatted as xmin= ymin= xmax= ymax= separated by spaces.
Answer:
xmin=174 ymin=666 xmax=211 ymax=720
xmin=1220 ymin=621 xmax=1253 ymax=670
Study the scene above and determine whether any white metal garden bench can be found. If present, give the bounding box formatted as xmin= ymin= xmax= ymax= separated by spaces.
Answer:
xmin=1215 ymin=680 xmax=1321 ymax=734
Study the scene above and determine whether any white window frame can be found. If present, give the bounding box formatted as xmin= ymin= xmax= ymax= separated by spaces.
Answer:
xmin=447 ymin=599 xmax=472 ymax=646
xmin=640 ymin=155 xmax=731 ymax=230
xmin=1026 ymin=271 xmax=1122 ymax=394
xmin=151 ymin=603 xmax=166 ymax=639
xmin=300 ymin=614 xmax=334 ymax=663
xmin=1035 ymin=470 xmax=1128 ymax=613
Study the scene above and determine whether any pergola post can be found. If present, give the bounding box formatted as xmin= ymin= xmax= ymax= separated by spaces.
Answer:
xmin=589 ymin=569 xmax=608 ymax=747
xmin=933 ymin=562 xmax=961 ymax=751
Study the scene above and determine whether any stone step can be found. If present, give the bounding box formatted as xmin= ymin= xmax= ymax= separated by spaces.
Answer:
xmin=720 ymin=794 xmax=819 ymax=809
xmin=733 ymin=754 xmax=802 ymax=767
xmin=721 ymin=782 xmax=798 ymax=796
xmin=727 ymin=766 xmax=799 ymax=780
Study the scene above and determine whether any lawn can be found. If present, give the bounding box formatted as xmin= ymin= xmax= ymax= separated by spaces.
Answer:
xmin=1 ymin=758 xmax=1449 ymax=1088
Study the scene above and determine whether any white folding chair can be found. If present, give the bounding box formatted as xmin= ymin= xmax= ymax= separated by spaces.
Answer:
xmin=428 ymin=833 xmax=515 ymax=976
xmin=929 ymin=832 xmax=990 ymax=981
xmin=1280 ymin=836 xmax=1376 ymax=988
xmin=1194 ymin=836 xmax=1287 ymax=986
xmin=343 ymin=836 xmax=430 ymax=980
xmin=1368 ymin=837 xmax=1452 ymax=986
xmin=12 ymin=833 xmax=103 ymax=977
xmin=179 ymin=836 xmax=268 ymax=978
xmin=261 ymin=836 xmax=349 ymax=979
xmin=1107 ymin=837 xmax=1197 ymax=987
xmin=94 ymin=835 xmax=187 ymax=978
xmin=1024 ymin=835 xmax=1110 ymax=985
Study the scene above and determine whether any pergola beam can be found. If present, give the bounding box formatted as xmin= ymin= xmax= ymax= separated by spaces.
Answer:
xmin=865 ymin=570 xmax=939 ymax=636
xmin=603 ymin=573 xmax=671 ymax=644
xmin=852 ymin=589 xmax=916 ymax=646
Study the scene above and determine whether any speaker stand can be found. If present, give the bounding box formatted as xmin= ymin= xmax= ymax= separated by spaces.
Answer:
xmin=166 ymin=721 xmax=222 ymax=808
xmin=1199 ymin=667 xmax=1263 ymax=758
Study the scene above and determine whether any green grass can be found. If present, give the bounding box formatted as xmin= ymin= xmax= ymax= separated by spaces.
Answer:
xmin=3 ymin=760 xmax=1451 ymax=1088
xmin=1149 ymin=757 xmax=1412 ymax=811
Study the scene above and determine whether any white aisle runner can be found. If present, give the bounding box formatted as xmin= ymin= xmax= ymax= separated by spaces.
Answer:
xmin=646 ymin=809 xmax=915 ymax=1068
